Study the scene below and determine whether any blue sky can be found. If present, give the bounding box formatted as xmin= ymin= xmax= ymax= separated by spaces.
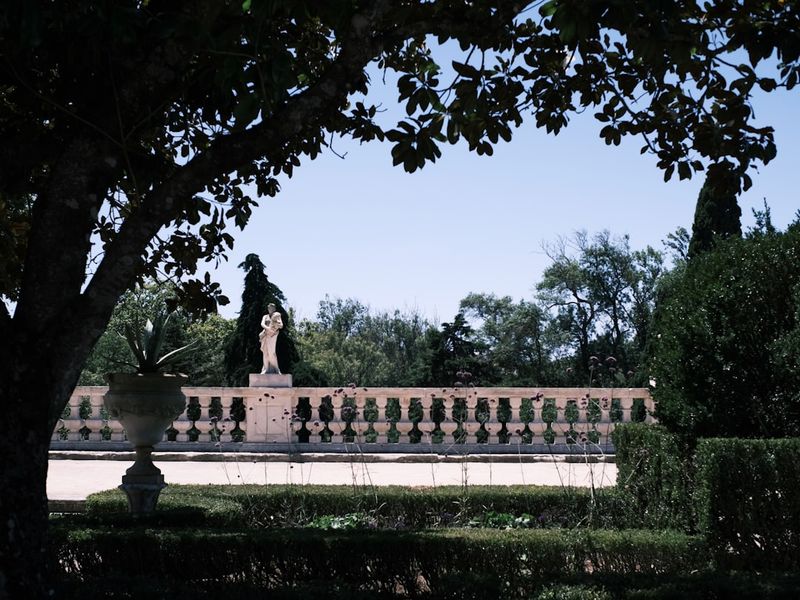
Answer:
xmin=213 ymin=81 xmax=799 ymax=323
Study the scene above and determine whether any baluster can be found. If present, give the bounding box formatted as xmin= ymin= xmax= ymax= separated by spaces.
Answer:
xmin=644 ymin=393 xmax=656 ymax=424
xmin=373 ymin=396 xmax=389 ymax=443
xmin=67 ymin=395 xmax=82 ymax=441
xmin=507 ymin=396 xmax=523 ymax=443
xmin=599 ymin=395 xmax=611 ymax=426
xmin=174 ymin=419 xmax=191 ymax=442
xmin=620 ymin=396 xmax=634 ymax=423
xmin=464 ymin=391 xmax=479 ymax=443
xmin=330 ymin=392 xmax=345 ymax=443
xmin=419 ymin=394 xmax=434 ymax=443
xmin=555 ymin=394 xmax=569 ymax=425
xmin=218 ymin=396 xmax=233 ymax=443
xmin=596 ymin=422 xmax=613 ymax=446
xmin=396 ymin=396 xmax=413 ymax=443
xmin=440 ymin=395 xmax=456 ymax=443
xmin=87 ymin=394 xmax=104 ymax=441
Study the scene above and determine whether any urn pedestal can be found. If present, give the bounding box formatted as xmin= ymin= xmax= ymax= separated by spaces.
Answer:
xmin=103 ymin=373 xmax=187 ymax=514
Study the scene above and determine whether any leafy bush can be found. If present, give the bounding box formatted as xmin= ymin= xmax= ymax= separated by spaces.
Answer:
xmin=612 ymin=424 xmax=694 ymax=531
xmin=648 ymin=225 xmax=800 ymax=439
xmin=694 ymin=438 xmax=800 ymax=570
xmin=83 ymin=484 xmax=627 ymax=530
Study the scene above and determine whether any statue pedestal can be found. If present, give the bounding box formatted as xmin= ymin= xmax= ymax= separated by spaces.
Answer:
xmin=246 ymin=373 xmax=294 ymax=442
xmin=249 ymin=373 xmax=292 ymax=388
xmin=120 ymin=446 xmax=166 ymax=514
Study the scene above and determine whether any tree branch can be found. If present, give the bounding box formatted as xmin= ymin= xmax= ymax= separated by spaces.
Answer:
xmin=14 ymin=137 xmax=115 ymax=331
xmin=43 ymin=0 xmax=530 ymax=411
xmin=54 ymin=0 xmax=394 ymax=381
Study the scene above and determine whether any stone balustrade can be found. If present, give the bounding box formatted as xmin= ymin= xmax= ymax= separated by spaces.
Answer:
xmin=51 ymin=386 xmax=654 ymax=453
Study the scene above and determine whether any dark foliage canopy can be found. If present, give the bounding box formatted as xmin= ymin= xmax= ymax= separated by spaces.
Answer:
xmin=688 ymin=180 xmax=743 ymax=258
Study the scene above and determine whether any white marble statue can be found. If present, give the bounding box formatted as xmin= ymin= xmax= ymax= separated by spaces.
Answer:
xmin=259 ymin=303 xmax=284 ymax=374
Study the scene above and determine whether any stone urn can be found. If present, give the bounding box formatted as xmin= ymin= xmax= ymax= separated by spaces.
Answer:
xmin=104 ymin=372 xmax=187 ymax=513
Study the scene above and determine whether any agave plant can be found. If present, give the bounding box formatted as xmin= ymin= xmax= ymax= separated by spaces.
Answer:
xmin=123 ymin=312 xmax=197 ymax=374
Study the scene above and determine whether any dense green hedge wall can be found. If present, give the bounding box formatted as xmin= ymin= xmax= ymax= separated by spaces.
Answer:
xmin=694 ymin=438 xmax=800 ymax=570
xmin=51 ymin=527 xmax=704 ymax=597
xmin=612 ymin=424 xmax=694 ymax=531
xmin=55 ymin=572 xmax=800 ymax=600
xmin=83 ymin=484 xmax=627 ymax=529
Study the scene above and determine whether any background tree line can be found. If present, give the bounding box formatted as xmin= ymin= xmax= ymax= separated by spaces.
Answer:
xmin=80 ymin=232 xmax=672 ymax=389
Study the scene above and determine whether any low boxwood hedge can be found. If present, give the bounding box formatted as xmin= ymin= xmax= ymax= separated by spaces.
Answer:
xmin=82 ymin=484 xmax=627 ymax=529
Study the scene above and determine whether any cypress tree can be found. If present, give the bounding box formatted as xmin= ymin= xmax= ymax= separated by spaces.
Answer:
xmin=223 ymin=254 xmax=299 ymax=385
xmin=688 ymin=179 xmax=742 ymax=258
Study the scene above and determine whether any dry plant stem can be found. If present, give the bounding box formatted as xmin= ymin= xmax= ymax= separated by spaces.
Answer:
xmin=353 ymin=411 xmax=377 ymax=497
xmin=427 ymin=432 xmax=438 ymax=489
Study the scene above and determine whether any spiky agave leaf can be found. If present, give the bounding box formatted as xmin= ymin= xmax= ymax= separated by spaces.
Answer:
xmin=146 ymin=315 xmax=168 ymax=367
xmin=123 ymin=322 xmax=151 ymax=371
xmin=155 ymin=339 xmax=199 ymax=371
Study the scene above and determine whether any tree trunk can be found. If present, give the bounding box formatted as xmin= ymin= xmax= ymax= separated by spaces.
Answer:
xmin=0 ymin=382 xmax=54 ymax=600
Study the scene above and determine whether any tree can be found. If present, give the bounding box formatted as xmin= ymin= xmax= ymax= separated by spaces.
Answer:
xmin=1 ymin=1 xmax=798 ymax=594
xmin=224 ymin=254 xmax=298 ymax=385
xmin=687 ymin=180 xmax=743 ymax=258
xmin=459 ymin=293 xmax=550 ymax=385
xmin=538 ymin=238 xmax=598 ymax=375
xmin=296 ymin=297 xmax=434 ymax=386
xmin=424 ymin=313 xmax=489 ymax=386
xmin=538 ymin=232 xmax=664 ymax=383
xmin=184 ymin=314 xmax=236 ymax=386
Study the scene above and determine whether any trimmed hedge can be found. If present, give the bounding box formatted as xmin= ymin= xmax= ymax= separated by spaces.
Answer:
xmin=83 ymin=484 xmax=627 ymax=529
xmin=694 ymin=438 xmax=800 ymax=570
xmin=55 ymin=573 xmax=800 ymax=600
xmin=51 ymin=527 xmax=705 ymax=597
xmin=612 ymin=424 xmax=694 ymax=531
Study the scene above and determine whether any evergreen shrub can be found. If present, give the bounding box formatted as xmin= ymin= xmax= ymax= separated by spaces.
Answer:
xmin=694 ymin=438 xmax=800 ymax=570
xmin=612 ymin=424 xmax=694 ymax=531
xmin=649 ymin=225 xmax=800 ymax=439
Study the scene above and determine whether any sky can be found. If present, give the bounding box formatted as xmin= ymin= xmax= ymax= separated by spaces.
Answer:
xmin=210 ymin=76 xmax=799 ymax=324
